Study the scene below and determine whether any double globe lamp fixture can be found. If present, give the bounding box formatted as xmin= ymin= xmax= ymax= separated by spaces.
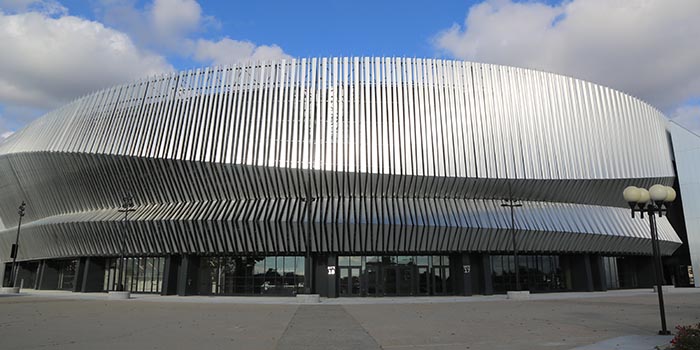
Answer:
xmin=622 ymin=184 xmax=676 ymax=218
xmin=622 ymin=184 xmax=676 ymax=335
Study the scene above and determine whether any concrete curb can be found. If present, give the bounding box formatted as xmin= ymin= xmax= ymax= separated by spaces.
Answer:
xmin=4 ymin=287 xmax=700 ymax=305
xmin=108 ymin=291 xmax=131 ymax=300
xmin=0 ymin=287 xmax=20 ymax=294
xmin=296 ymin=294 xmax=320 ymax=303
xmin=507 ymin=291 xmax=531 ymax=300
xmin=652 ymin=285 xmax=675 ymax=293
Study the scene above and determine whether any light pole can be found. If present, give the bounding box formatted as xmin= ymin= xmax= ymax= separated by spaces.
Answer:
xmin=116 ymin=194 xmax=135 ymax=292
xmin=300 ymin=170 xmax=315 ymax=294
xmin=9 ymin=201 xmax=26 ymax=288
xmin=501 ymin=197 xmax=523 ymax=291
xmin=622 ymin=184 xmax=676 ymax=335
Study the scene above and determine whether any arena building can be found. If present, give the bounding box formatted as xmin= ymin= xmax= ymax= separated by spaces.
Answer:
xmin=0 ymin=57 xmax=698 ymax=297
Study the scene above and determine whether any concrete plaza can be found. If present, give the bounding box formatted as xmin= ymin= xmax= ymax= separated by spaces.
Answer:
xmin=0 ymin=288 xmax=698 ymax=350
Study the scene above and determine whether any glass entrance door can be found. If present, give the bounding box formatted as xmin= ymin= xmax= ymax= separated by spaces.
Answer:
xmin=337 ymin=255 xmax=453 ymax=297
xmin=339 ymin=267 xmax=361 ymax=297
xmin=397 ymin=266 xmax=413 ymax=296
xmin=365 ymin=264 xmax=379 ymax=296
xmin=383 ymin=265 xmax=415 ymax=296
xmin=417 ymin=266 xmax=430 ymax=295
xmin=384 ymin=266 xmax=398 ymax=295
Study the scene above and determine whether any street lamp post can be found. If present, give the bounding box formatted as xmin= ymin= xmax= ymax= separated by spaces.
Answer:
xmin=622 ymin=184 xmax=676 ymax=335
xmin=9 ymin=201 xmax=26 ymax=288
xmin=116 ymin=194 xmax=135 ymax=292
xmin=501 ymin=198 xmax=523 ymax=291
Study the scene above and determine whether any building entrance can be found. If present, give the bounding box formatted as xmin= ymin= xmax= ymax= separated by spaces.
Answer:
xmin=382 ymin=265 xmax=420 ymax=296
xmin=337 ymin=256 xmax=452 ymax=297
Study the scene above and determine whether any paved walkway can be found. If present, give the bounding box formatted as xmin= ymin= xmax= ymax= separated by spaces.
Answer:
xmin=1 ymin=288 xmax=698 ymax=349
xmin=569 ymin=335 xmax=673 ymax=350
xmin=6 ymin=286 xmax=699 ymax=305
xmin=275 ymin=305 xmax=381 ymax=350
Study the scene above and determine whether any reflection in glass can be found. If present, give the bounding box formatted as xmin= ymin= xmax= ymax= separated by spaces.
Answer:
xmin=490 ymin=255 xmax=566 ymax=293
xmin=338 ymin=255 xmax=453 ymax=297
xmin=104 ymin=257 xmax=164 ymax=293
xmin=366 ymin=265 xmax=378 ymax=296
xmin=197 ymin=256 xmax=305 ymax=296
xmin=366 ymin=256 xmax=380 ymax=263
xmin=385 ymin=267 xmax=397 ymax=294
xmin=433 ymin=267 xmax=444 ymax=294
xmin=340 ymin=268 xmax=349 ymax=295
xmin=351 ymin=268 xmax=360 ymax=295
xmin=57 ymin=260 xmax=77 ymax=290
xmin=397 ymin=256 xmax=413 ymax=265
xmin=418 ymin=267 xmax=429 ymax=295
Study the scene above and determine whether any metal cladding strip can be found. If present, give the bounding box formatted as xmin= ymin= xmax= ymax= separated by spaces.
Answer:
xmin=0 ymin=156 xmax=673 ymax=228
xmin=0 ymin=57 xmax=680 ymax=262
xmin=0 ymin=196 xmax=681 ymax=260
xmin=0 ymin=58 xmax=673 ymax=177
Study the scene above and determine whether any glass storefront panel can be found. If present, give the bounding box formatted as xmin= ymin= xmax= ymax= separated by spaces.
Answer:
xmin=433 ymin=267 xmax=444 ymax=294
xmin=603 ymin=256 xmax=620 ymax=289
xmin=416 ymin=256 xmax=429 ymax=266
xmin=418 ymin=267 xmax=429 ymax=295
xmin=338 ymin=255 xmax=453 ymax=297
xmin=198 ymin=256 xmax=305 ymax=296
xmin=340 ymin=268 xmax=349 ymax=295
xmin=13 ymin=262 xmax=39 ymax=289
xmin=104 ymin=257 xmax=164 ymax=293
xmin=490 ymin=255 xmax=567 ymax=293
xmin=351 ymin=268 xmax=360 ymax=295
xmin=57 ymin=260 xmax=77 ymax=290
xmin=366 ymin=264 xmax=378 ymax=295
xmin=397 ymin=256 xmax=414 ymax=265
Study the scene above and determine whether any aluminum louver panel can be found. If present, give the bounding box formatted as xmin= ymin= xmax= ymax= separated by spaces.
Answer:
xmin=0 ymin=57 xmax=681 ymax=262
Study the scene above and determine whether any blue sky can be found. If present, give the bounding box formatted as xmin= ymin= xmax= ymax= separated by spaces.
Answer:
xmin=0 ymin=0 xmax=698 ymax=136
xmin=181 ymin=1 xmax=467 ymax=58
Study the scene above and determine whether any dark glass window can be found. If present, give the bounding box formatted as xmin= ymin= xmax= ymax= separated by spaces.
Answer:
xmin=197 ymin=256 xmax=305 ymax=296
xmin=337 ymin=255 xmax=453 ymax=297
xmin=56 ymin=260 xmax=77 ymax=290
xmin=490 ymin=255 xmax=567 ymax=293
xmin=104 ymin=257 xmax=164 ymax=293
xmin=603 ymin=256 xmax=620 ymax=289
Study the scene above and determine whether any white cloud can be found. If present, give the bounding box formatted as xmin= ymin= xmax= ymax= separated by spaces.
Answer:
xmin=0 ymin=1 xmax=291 ymax=135
xmin=94 ymin=0 xmax=286 ymax=64
xmin=0 ymin=0 xmax=67 ymax=16
xmin=93 ymin=0 xmax=290 ymax=64
xmin=96 ymin=0 xmax=218 ymax=52
xmin=671 ymin=105 xmax=700 ymax=134
xmin=151 ymin=0 xmax=202 ymax=40
xmin=0 ymin=11 xmax=173 ymax=112
xmin=193 ymin=38 xmax=292 ymax=66
xmin=434 ymin=0 xmax=700 ymax=112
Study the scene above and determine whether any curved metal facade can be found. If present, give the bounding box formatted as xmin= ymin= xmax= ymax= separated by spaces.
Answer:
xmin=0 ymin=57 xmax=681 ymax=262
